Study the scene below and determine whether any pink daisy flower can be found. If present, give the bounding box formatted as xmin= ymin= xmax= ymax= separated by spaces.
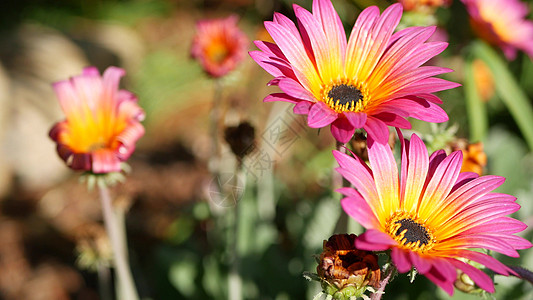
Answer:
xmin=333 ymin=132 xmax=532 ymax=295
xmin=250 ymin=1 xmax=459 ymax=144
xmin=191 ymin=15 xmax=249 ymax=78
xmin=49 ymin=66 xmax=145 ymax=174
xmin=462 ymin=0 xmax=533 ymax=60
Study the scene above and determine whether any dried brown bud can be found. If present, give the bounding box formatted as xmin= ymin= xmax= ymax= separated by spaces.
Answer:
xmin=317 ymin=234 xmax=381 ymax=297
xmin=224 ymin=121 xmax=255 ymax=159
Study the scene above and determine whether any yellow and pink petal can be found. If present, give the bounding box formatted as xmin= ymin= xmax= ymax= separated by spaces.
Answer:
xmin=251 ymin=1 xmax=459 ymax=144
xmin=335 ymin=132 xmax=532 ymax=295
xmin=49 ymin=66 xmax=145 ymax=174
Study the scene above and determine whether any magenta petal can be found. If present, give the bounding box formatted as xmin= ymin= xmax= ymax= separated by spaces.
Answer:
xmin=424 ymin=267 xmax=455 ymax=296
xmin=373 ymin=112 xmax=412 ymax=129
xmin=264 ymin=93 xmax=299 ymax=104
xmin=330 ymin=117 xmax=355 ymax=143
xmin=451 ymin=172 xmax=479 ymax=193
xmin=340 ymin=196 xmax=380 ymax=229
xmin=457 ymin=250 xmax=515 ymax=276
xmin=82 ymin=66 xmax=100 ymax=76
xmin=293 ymin=101 xmax=312 ymax=115
xmin=307 ymin=101 xmax=338 ymax=128
xmin=393 ymin=95 xmax=449 ymax=123
xmin=332 ymin=149 xmax=372 ymax=174
xmin=423 ymin=258 xmax=457 ymax=295
xmin=336 ymin=187 xmax=360 ymax=197
xmin=355 ymin=230 xmax=397 ymax=251
xmin=279 ymin=78 xmax=316 ymax=102
xmin=409 ymin=251 xmax=432 ymax=274
xmin=344 ymin=111 xmax=367 ymax=128
xmin=364 ymin=116 xmax=390 ymax=144
xmin=391 ymin=247 xmax=412 ymax=273
xmin=92 ymin=149 xmax=121 ymax=174
xmin=70 ymin=153 xmax=92 ymax=171
xmin=448 ymin=258 xmax=495 ymax=293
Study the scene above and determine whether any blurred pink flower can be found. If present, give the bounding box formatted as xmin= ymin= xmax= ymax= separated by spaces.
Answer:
xmin=398 ymin=0 xmax=452 ymax=11
xmin=49 ymin=67 xmax=145 ymax=174
xmin=191 ymin=15 xmax=249 ymax=77
xmin=250 ymin=1 xmax=458 ymax=144
xmin=334 ymin=132 xmax=532 ymax=295
xmin=462 ymin=0 xmax=533 ymax=60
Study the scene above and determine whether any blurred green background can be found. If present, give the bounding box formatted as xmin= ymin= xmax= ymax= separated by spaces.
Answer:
xmin=0 ymin=0 xmax=532 ymax=299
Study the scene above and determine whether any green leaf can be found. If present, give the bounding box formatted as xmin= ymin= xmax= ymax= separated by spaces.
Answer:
xmin=471 ymin=41 xmax=533 ymax=151
xmin=464 ymin=56 xmax=488 ymax=142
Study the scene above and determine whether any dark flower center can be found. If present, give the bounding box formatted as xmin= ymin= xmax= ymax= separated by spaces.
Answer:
xmin=327 ymin=84 xmax=364 ymax=106
xmin=395 ymin=218 xmax=430 ymax=246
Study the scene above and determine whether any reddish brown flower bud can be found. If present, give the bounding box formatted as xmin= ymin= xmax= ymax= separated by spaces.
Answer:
xmin=316 ymin=234 xmax=381 ymax=298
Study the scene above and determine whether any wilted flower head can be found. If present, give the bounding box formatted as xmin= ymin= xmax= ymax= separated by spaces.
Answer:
xmin=334 ymin=132 xmax=532 ymax=295
xmin=317 ymin=234 xmax=380 ymax=298
xmin=191 ymin=15 xmax=249 ymax=78
xmin=224 ymin=121 xmax=255 ymax=159
xmin=462 ymin=0 xmax=533 ymax=60
xmin=49 ymin=67 xmax=145 ymax=174
xmin=251 ymin=1 xmax=458 ymax=144
xmin=398 ymin=0 xmax=452 ymax=12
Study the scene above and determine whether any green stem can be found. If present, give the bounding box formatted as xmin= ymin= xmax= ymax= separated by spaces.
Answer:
xmin=464 ymin=57 xmax=488 ymax=142
xmin=228 ymin=162 xmax=246 ymax=300
xmin=98 ymin=185 xmax=139 ymax=300
xmin=97 ymin=263 xmax=112 ymax=300
xmin=210 ymin=79 xmax=223 ymax=175
xmin=333 ymin=141 xmax=349 ymax=234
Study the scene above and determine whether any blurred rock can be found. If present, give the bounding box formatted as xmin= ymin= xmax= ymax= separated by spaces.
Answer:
xmin=19 ymin=263 xmax=83 ymax=300
xmin=0 ymin=64 xmax=11 ymax=197
xmin=0 ymin=24 xmax=89 ymax=194
xmin=70 ymin=20 xmax=146 ymax=74
xmin=0 ymin=220 xmax=31 ymax=299
xmin=39 ymin=180 xmax=101 ymax=238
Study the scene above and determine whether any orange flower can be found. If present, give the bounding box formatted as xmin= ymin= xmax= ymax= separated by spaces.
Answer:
xmin=49 ymin=67 xmax=145 ymax=174
xmin=450 ymin=139 xmax=487 ymax=175
xmin=191 ymin=15 xmax=248 ymax=78
xmin=472 ymin=59 xmax=494 ymax=102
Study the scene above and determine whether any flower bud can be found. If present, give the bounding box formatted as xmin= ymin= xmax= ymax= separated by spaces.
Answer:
xmin=224 ymin=121 xmax=255 ymax=159
xmin=316 ymin=234 xmax=381 ymax=299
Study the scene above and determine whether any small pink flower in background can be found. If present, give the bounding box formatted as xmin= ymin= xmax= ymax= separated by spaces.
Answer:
xmin=334 ymin=132 xmax=532 ymax=295
xmin=398 ymin=0 xmax=452 ymax=11
xmin=462 ymin=0 xmax=533 ymax=60
xmin=49 ymin=67 xmax=145 ymax=174
xmin=251 ymin=1 xmax=459 ymax=144
xmin=191 ymin=15 xmax=249 ymax=78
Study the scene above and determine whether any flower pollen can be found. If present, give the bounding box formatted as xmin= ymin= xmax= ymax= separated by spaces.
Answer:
xmin=323 ymin=83 xmax=365 ymax=113
xmin=386 ymin=212 xmax=435 ymax=252
xmin=395 ymin=219 xmax=430 ymax=246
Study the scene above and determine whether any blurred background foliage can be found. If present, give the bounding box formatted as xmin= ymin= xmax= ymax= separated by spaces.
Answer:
xmin=0 ymin=0 xmax=532 ymax=299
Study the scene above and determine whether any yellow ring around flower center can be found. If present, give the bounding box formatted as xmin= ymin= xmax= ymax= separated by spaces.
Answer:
xmin=321 ymin=80 xmax=369 ymax=113
xmin=385 ymin=211 xmax=437 ymax=253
